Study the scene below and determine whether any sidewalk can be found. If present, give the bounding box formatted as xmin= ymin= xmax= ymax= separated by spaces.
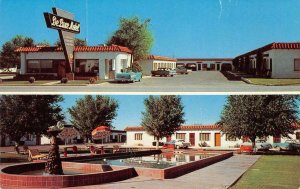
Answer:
xmin=69 ymin=154 xmax=260 ymax=189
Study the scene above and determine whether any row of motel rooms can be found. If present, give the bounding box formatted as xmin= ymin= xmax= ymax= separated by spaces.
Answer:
xmin=16 ymin=42 xmax=300 ymax=79
xmin=0 ymin=124 xmax=299 ymax=147
xmin=125 ymin=124 xmax=300 ymax=148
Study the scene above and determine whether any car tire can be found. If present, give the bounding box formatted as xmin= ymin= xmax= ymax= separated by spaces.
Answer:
xmin=171 ymin=75 xmax=174 ymax=77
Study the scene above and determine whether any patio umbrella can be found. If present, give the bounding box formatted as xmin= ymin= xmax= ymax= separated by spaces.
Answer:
xmin=59 ymin=127 xmax=79 ymax=145
xmin=92 ymin=126 xmax=111 ymax=144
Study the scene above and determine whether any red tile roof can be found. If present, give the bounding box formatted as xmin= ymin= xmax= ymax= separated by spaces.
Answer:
xmin=236 ymin=42 xmax=300 ymax=58
xmin=177 ymin=58 xmax=233 ymax=62
xmin=144 ymin=55 xmax=177 ymax=62
xmin=124 ymin=125 xmax=221 ymax=131
xmin=15 ymin=44 xmax=132 ymax=53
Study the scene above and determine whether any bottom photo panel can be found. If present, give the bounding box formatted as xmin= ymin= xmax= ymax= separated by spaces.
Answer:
xmin=0 ymin=94 xmax=299 ymax=189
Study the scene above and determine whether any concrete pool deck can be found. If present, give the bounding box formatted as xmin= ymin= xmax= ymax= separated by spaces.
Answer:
xmin=68 ymin=154 xmax=260 ymax=189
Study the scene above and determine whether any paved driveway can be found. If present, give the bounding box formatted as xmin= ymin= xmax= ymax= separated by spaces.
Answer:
xmin=0 ymin=71 xmax=300 ymax=93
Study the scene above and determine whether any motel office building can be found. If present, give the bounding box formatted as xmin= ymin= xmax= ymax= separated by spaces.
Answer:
xmin=125 ymin=125 xmax=300 ymax=148
xmin=16 ymin=45 xmax=132 ymax=80
xmin=233 ymin=42 xmax=300 ymax=78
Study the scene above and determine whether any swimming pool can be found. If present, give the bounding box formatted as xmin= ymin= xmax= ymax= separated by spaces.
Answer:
xmin=79 ymin=153 xmax=213 ymax=169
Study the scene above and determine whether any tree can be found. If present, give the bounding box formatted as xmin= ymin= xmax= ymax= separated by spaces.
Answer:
xmin=141 ymin=95 xmax=185 ymax=149
xmin=36 ymin=40 xmax=51 ymax=46
xmin=54 ymin=38 xmax=87 ymax=46
xmin=107 ymin=16 xmax=154 ymax=61
xmin=68 ymin=95 xmax=119 ymax=142
xmin=0 ymin=95 xmax=64 ymax=153
xmin=0 ymin=35 xmax=34 ymax=68
xmin=219 ymin=95 xmax=299 ymax=149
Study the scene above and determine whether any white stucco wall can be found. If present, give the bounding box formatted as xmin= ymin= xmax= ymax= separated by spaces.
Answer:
xmin=270 ymin=49 xmax=300 ymax=78
xmin=176 ymin=60 xmax=233 ymax=71
xmin=139 ymin=60 xmax=177 ymax=76
xmin=126 ymin=129 xmax=300 ymax=148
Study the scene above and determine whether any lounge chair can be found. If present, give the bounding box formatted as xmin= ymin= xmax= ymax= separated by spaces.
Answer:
xmin=28 ymin=149 xmax=48 ymax=161
xmin=113 ymin=145 xmax=120 ymax=153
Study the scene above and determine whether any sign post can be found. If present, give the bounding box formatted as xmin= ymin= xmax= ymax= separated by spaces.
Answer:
xmin=44 ymin=8 xmax=80 ymax=78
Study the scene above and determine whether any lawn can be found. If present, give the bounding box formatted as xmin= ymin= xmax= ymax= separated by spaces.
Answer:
xmin=245 ymin=78 xmax=300 ymax=86
xmin=231 ymin=155 xmax=300 ymax=189
xmin=0 ymin=80 xmax=57 ymax=85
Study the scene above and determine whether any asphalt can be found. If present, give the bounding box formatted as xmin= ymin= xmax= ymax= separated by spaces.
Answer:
xmin=0 ymin=71 xmax=299 ymax=93
xmin=67 ymin=154 xmax=260 ymax=189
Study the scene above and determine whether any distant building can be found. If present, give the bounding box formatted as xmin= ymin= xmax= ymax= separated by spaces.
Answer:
xmin=139 ymin=55 xmax=177 ymax=75
xmin=233 ymin=42 xmax=300 ymax=78
xmin=15 ymin=45 xmax=132 ymax=80
xmin=176 ymin=58 xmax=233 ymax=71
xmin=125 ymin=124 xmax=300 ymax=148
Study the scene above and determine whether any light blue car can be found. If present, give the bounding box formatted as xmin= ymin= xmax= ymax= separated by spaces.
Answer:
xmin=115 ymin=71 xmax=143 ymax=83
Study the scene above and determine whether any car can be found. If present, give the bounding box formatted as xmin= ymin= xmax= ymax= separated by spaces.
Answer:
xmin=176 ymin=67 xmax=189 ymax=74
xmin=241 ymin=139 xmax=272 ymax=151
xmin=151 ymin=68 xmax=176 ymax=77
xmin=273 ymin=139 xmax=300 ymax=151
xmin=115 ymin=71 xmax=142 ymax=83
xmin=164 ymin=139 xmax=191 ymax=149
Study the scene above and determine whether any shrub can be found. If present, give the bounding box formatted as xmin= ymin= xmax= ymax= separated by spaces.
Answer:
xmin=89 ymin=77 xmax=96 ymax=84
xmin=61 ymin=77 xmax=68 ymax=84
xmin=29 ymin=77 xmax=35 ymax=83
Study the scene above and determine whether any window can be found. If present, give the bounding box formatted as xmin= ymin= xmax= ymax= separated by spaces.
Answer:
xmin=27 ymin=60 xmax=55 ymax=73
xmin=134 ymin=133 xmax=143 ymax=140
xmin=294 ymin=59 xmax=300 ymax=71
xmin=225 ymin=134 xmax=237 ymax=141
xmin=75 ymin=59 xmax=99 ymax=73
xmin=176 ymin=133 xmax=186 ymax=140
xmin=199 ymin=133 xmax=210 ymax=141
xmin=296 ymin=132 xmax=300 ymax=140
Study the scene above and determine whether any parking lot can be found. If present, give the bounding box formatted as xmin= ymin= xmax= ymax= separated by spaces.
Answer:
xmin=0 ymin=71 xmax=300 ymax=93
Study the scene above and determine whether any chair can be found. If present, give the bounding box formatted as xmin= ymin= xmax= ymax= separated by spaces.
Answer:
xmin=90 ymin=145 xmax=100 ymax=155
xmin=28 ymin=149 xmax=48 ymax=161
xmin=113 ymin=145 xmax=120 ymax=153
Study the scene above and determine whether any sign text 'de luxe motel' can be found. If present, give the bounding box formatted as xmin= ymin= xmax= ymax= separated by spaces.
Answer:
xmin=44 ymin=12 xmax=80 ymax=34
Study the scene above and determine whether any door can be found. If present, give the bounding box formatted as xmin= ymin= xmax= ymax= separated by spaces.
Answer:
xmin=189 ymin=133 xmax=195 ymax=146
xmin=166 ymin=135 xmax=171 ymax=142
xmin=108 ymin=59 xmax=115 ymax=79
xmin=214 ymin=133 xmax=221 ymax=147
xmin=197 ymin=63 xmax=202 ymax=71
xmin=217 ymin=64 xmax=220 ymax=71
xmin=57 ymin=61 xmax=66 ymax=79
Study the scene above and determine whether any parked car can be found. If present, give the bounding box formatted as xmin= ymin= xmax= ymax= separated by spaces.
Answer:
xmin=241 ymin=139 xmax=272 ymax=151
xmin=164 ymin=139 xmax=191 ymax=149
xmin=115 ymin=71 xmax=142 ymax=83
xmin=151 ymin=68 xmax=176 ymax=77
xmin=273 ymin=139 xmax=300 ymax=151
xmin=176 ymin=67 xmax=188 ymax=74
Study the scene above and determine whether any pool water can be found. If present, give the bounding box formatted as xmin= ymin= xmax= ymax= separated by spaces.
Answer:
xmin=82 ymin=153 xmax=212 ymax=169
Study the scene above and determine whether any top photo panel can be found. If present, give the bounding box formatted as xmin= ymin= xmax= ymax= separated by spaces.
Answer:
xmin=0 ymin=0 xmax=300 ymax=93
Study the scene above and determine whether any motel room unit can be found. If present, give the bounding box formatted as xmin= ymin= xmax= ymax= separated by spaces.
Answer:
xmin=233 ymin=42 xmax=300 ymax=78
xmin=139 ymin=55 xmax=177 ymax=76
xmin=125 ymin=124 xmax=300 ymax=148
xmin=176 ymin=58 xmax=233 ymax=71
xmin=15 ymin=45 xmax=132 ymax=80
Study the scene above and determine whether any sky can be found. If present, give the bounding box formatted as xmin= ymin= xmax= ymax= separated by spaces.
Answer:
xmin=60 ymin=95 xmax=228 ymax=130
xmin=0 ymin=0 xmax=299 ymax=58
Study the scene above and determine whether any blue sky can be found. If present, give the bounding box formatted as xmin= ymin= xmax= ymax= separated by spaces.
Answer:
xmin=0 ymin=0 xmax=299 ymax=58
xmin=60 ymin=95 xmax=227 ymax=130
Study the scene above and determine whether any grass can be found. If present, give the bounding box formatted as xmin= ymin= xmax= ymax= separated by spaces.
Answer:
xmin=245 ymin=78 xmax=300 ymax=86
xmin=231 ymin=155 xmax=300 ymax=189
xmin=0 ymin=152 xmax=28 ymax=163
xmin=0 ymin=80 xmax=56 ymax=85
